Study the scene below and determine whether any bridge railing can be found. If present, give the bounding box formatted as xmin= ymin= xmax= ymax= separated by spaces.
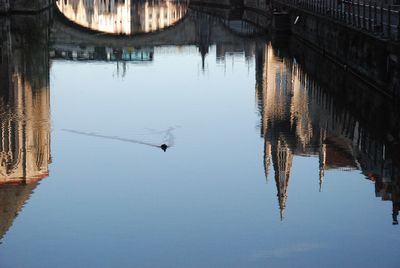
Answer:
xmin=275 ymin=0 xmax=400 ymax=41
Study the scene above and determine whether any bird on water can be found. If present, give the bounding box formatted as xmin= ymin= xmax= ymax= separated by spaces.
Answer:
xmin=160 ymin=144 xmax=168 ymax=152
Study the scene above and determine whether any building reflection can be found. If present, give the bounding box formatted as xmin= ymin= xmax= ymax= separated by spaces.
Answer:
xmin=0 ymin=13 xmax=51 ymax=239
xmin=255 ymin=40 xmax=400 ymax=223
xmin=0 ymin=183 xmax=39 ymax=240
xmin=56 ymin=0 xmax=189 ymax=35
xmin=51 ymin=4 xmax=400 ymax=225
xmin=0 ymin=2 xmax=398 ymax=243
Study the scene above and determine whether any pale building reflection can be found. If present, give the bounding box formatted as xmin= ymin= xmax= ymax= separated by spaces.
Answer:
xmin=56 ymin=0 xmax=189 ymax=35
xmin=256 ymin=42 xmax=400 ymax=223
xmin=0 ymin=30 xmax=51 ymax=186
xmin=0 ymin=14 xmax=51 ymax=240
xmin=0 ymin=81 xmax=51 ymax=185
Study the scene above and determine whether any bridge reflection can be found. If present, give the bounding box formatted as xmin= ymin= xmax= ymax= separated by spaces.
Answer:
xmin=0 ymin=1 xmax=399 ymax=242
xmin=56 ymin=0 xmax=189 ymax=35
xmin=50 ymin=3 xmax=265 ymax=64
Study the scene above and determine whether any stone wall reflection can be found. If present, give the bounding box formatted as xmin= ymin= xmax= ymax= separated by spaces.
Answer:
xmin=0 ymin=13 xmax=51 ymax=239
xmin=255 ymin=39 xmax=400 ymax=223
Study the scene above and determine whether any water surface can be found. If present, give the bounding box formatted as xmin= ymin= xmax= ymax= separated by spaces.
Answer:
xmin=0 ymin=2 xmax=399 ymax=267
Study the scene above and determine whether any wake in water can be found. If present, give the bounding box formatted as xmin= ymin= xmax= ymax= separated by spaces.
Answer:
xmin=62 ymin=127 xmax=179 ymax=152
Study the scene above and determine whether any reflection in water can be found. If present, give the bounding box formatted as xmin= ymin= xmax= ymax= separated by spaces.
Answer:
xmin=50 ymin=47 xmax=154 ymax=62
xmin=0 ymin=17 xmax=51 ymax=186
xmin=56 ymin=0 xmax=189 ymax=35
xmin=0 ymin=13 xmax=51 ymax=239
xmin=0 ymin=183 xmax=39 ymax=240
xmin=0 ymin=4 xmax=399 ymax=263
xmin=255 ymin=41 xmax=400 ymax=223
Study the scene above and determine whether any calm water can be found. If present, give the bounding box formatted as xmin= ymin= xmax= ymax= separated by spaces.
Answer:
xmin=0 ymin=1 xmax=399 ymax=267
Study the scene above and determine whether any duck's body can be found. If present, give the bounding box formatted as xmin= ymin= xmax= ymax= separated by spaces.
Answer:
xmin=160 ymin=144 xmax=168 ymax=152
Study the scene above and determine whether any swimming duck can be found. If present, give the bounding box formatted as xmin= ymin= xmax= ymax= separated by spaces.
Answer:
xmin=160 ymin=144 xmax=168 ymax=152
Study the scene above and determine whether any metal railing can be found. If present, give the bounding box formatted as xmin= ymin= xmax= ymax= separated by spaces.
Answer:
xmin=275 ymin=0 xmax=400 ymax=40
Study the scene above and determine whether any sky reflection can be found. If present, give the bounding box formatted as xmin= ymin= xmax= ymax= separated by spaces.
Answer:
xmin=0 ymin=3 xmax=398 ymax=268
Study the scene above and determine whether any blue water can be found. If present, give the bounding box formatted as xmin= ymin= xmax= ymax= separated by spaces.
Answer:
xmin=0 ymin=44 xmax=398 ymax=267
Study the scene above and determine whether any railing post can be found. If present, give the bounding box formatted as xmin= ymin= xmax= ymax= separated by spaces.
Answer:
xmin=363 ymin=1 xmax=366 ymax=28
xmin=368 ymin=0 xmax=372 ymax=31
xmin=387 ymin=5 xmax=391 ymax=39
xmin=342 ymin=1 xmax=346 ymax=22
xmin=325 ymin=0 xmax=329 ymax=13
xmin=333 ymin=0 xmax=336 ymax=17
xmin=334 ymin=0 xmax=337 ymax=17
xmin=398 ymin=11 xmax=400 ymax=40
xmin=336 ymin=0 xmax=338 ymax=18
xmin=357 ymin=0 xmax=361 ymax=27
xmin=352 ymin=0 xmax=356 ymax=25
xmin=343 ymin=1 xmax=346 ymax=21
xmin=325 ymin=0 xmax=327 ymax=14
xmin=373 ymin=2 xmax=377 ymax=29
xmin=380 ymin=2 xmax=384 ymax=32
